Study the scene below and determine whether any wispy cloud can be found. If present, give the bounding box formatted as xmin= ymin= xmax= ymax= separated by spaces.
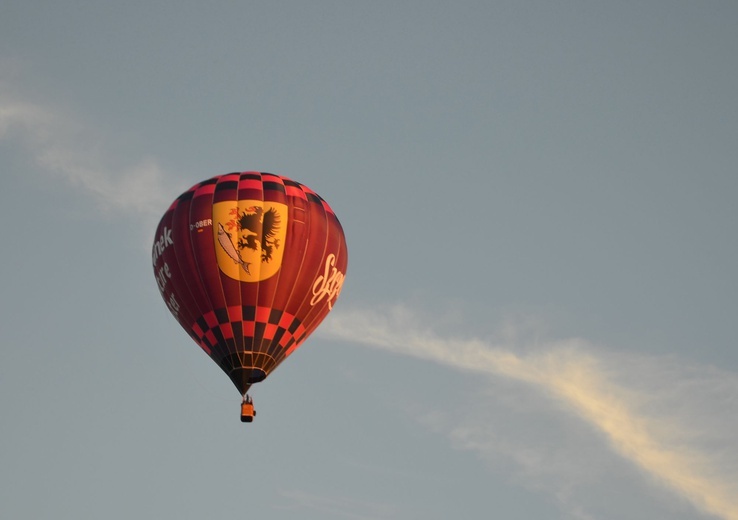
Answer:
xmin=321 ymin=305 xmax=738 ymax=520
xmin=0 ymin=89 xmax=174 ymax=221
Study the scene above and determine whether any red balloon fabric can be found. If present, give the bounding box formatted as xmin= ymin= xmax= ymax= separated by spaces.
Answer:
xmin=152 ymin=172 xmax=347 ymax=396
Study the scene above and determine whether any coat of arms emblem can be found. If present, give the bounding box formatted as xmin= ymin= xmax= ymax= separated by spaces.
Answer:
xmin=213 ymin=200 xmax=288 ymax=282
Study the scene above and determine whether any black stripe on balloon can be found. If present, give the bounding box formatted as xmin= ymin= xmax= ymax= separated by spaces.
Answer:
xmin=283 ymin=179 xmax=302 ymax=189
xmin=268 ymin=309 xmax=283 ymax=324
xmin=178 ymin=190 xmax=195 ymax=201
xmin=231 ymin=321 xmax=243 ymax=339
xmin=263 ymin=181 xmax=286 ymax=193
xmin=242 ymin=306 xmax=256 ymax=321
xmin=196 ymin=316 xmax=208 ymax=332
xmin=254 ymin=322 xmax=266 ymax=340
xmin=211 ymin=326 xmax=226 ymax=345
xmin=215 ymin=308 xmax=230 ymax=324
xmin=217 ymin=180 xmax=238 ymax=191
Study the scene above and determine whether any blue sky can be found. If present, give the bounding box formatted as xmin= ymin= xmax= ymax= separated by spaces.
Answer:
xmin=1 ymin=2 xmax=737 ymax=519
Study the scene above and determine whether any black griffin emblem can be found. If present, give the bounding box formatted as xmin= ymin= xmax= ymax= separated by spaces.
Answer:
xmin=226 ymin=206 xmax=282 ymax=263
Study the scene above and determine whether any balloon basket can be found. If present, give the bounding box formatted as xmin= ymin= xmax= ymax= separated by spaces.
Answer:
xmin=240 ymin=401 xmax=256 ymax=423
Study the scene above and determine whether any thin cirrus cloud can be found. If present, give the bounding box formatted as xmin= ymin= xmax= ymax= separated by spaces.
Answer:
xmin=321 ymin=304 xmax=738 ymax=520
xmin=0 ymin=91 xmax=173 ymax=221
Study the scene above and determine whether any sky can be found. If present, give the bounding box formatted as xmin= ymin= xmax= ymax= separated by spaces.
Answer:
xmin=1 ymin=1 xmax=737 ymax=519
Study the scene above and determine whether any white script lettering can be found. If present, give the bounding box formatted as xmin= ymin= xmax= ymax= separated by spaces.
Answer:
xmin=310 ymin=254 xmax=345 ymax=309
xmin=152 ymin=226 xmax=174 ymax=265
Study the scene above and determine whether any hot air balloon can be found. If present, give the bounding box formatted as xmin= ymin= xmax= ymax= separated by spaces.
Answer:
xmin=152 ymin=172 xmax=347 ymax=422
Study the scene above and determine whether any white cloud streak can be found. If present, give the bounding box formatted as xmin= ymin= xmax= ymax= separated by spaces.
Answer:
xmin=0 ymin=91 xmax=173 ymax=221
xmin=322 ymin=305 xmax=738 ymax=520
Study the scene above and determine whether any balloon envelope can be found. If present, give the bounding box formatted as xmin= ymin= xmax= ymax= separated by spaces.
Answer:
xmin=152 ymin=172 xmax=347 ymax=396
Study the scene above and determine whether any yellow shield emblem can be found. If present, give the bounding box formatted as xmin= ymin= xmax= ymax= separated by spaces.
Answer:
xmin=213 ymin=200 xmax=288 ymax=282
